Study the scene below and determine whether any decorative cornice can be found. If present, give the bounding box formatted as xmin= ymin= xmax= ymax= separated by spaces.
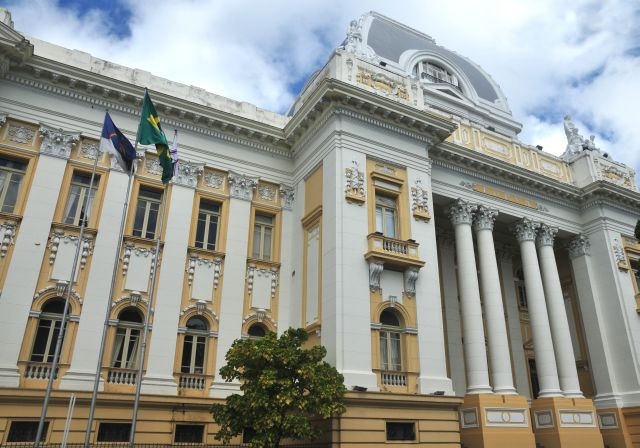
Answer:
xmin=447 ymin=198 xmax=476 ymax=226
xmin=174 ymin=160 xmax=204 ymax=188
xmin=567 ymin=234 xmax=590 ymax=259
xmin=228 ymin=171 xmax=258 ymax=201
xmin=536 ymin=223 xmax=558 ymax=248
xmin=512 ymin=217 xmax=539 ymax=243
xmin=39 ymin=125 xmax=79 ymax=159
xmin=473 ymin=205 xmax=498 ymax=231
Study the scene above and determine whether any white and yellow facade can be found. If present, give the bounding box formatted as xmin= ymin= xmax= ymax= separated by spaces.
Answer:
xmin=0 ymin=9 xmax=639 ymax=447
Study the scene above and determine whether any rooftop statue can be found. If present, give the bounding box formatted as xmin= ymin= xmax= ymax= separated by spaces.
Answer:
xmin=562 ymin=115 xmax=600 ymax=159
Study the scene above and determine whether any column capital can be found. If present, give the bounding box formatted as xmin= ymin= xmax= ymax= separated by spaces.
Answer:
xmin=279 ymin=184 xmax=295 ymax=210
xmin=447 ymin=198 xmax=476 ymax=226
xmin=512 ymin=217 xmax=539 ymax=243
xmin=536 ymin=223 xmax=558 ymax=248
xmin=228 ymin=171 xmax=258 ymax=201
xmin=39 ymin=125 xmax=79 ymax=159
xmin=473 ymin=205 xmax=498 ymax=231
xmin=568 ymin=234 xmax=590 ymax=259
xmin=173 ymin=160 xmax=204 ymax=189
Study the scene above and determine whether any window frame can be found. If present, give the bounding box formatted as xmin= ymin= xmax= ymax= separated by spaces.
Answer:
xmin=379 ymin=310 xmax=403 ymax=372
xmin=96 ymin=422 xmax=132 ymax=442
xmin=194 ymin=199 xmax=221 ymax=251
xmin=0 ymin=155 xmax=28 ymax=215
xmin=6 ymin=420 xmax=50 ymax=443
xmin=181 ymin=318 xmax=209 ymax=375
xmin=174 ymin=423 xmax=205 ymax=444
xmin=251 ymin=212 xmax=275 ymax=261
xmin=111 ymin=321 xmax=142 ymax=369
xmin=30 ymin=300 xmax=67 ymax=364
xmin=131 ymin=183 xmax=166 ymax=240
xmin=385 ymin=421 xmax=416 ymax=441
xmin=374 ymin=193 xmax=398 ymax=238
xmin=62 ymin=170 xmax=99 ymax=227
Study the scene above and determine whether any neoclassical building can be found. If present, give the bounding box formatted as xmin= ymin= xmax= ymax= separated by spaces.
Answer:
xmin=0 ymin=9 xmax=639 ymax=448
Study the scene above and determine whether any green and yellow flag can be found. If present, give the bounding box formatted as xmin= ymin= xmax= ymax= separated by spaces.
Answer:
xmin=138 ymin=90 xmax=173 ymax=183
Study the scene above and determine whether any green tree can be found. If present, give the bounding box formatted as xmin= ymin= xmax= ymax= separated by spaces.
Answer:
xmin=211 ymin=328 xmax=346 ymax=448
xmin=635 ymin=219 xmax=640 ymax=241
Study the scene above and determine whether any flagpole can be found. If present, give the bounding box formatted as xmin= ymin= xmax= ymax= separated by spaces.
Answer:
xmin=83 ymin=160 xmax=136 ymax=448
xmin=34 ymin=144 xmax=101 ymax=448
xmin=128 ymin=181 xmax=167 ymax=448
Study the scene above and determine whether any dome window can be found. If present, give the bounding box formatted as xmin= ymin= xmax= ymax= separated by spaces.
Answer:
xmin=413 ymin=61 xmax=461 ymax=92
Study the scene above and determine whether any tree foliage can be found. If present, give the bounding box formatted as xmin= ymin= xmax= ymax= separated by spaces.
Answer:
xmin=635 ymin=219 xmax=640 ymax=241
xmin=211 ymin=328 xmax=346 ymax=448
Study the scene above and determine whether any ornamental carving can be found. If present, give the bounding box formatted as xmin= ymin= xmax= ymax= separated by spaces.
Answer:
xmin=0 ymin=220 xmax=17 ymax=257
xmin=242 ymin=309 xmax=277 ymax=327
xmin=39 ymin=125 xmax=79 ymax=159
xmin=48 ymin=228 xmax=93 ymax=270
xmin=593 ymin=157 xmax=635 ymax=190
xmin=204 ymin=172 xmax=225 ymax=190
xmin=80 ymin=140 xmax=103 ymax=160
xmin=368 ymin=260 xmax=384 ymax=292
xmin=410 ymin=179 xmax=431 ymax=221
xmin=186 ymin=255 xmax=222 ymax=289
xmin=228 ymin=171 xmax=258 ymax=201
xmin=0 ymin=113 xmax=6 ymax=127
xmin=111 ymin=293 xmax=149 ymax=310
xmin=33 ymin=285 xmax=83 ymax=306
xmin=612 ymin=238 xmax=629 ymax=271
xmin=258 ymin=184 xmax=276 ymax=201
xmin=536 ymin=224 xmax=558 ymax=248
xmin=403 ymin=267 xmax=419 ymax=297
xmin=512 ymin=218 xmax=539 ymax=243
xmin=356 ymin=68 xmax=409 ymax=101
xmin=447 ymin=198 xmax=476 ymax=226
xmin=7 ymin=124 xmax=35 ymax=145
xmin=174 ymin=160 xmax=203 ymax=188
xmin=279 ymin=184 xmax=295 ymax=210
xmin=345 ymin=160 xmax=365 ymax=204
xmin=180 ymin=300 xmax=218 ymax=321
xmin=246 ymin=264 xmax=279 ymax=300
xmin=567 ymin=234 xmax=590 ymax=259
xmin=473 ymin=206 xmax=498 ymax=231
xmin=145 ymin=157 xmax=162 ymax=176
xmin=121 ymin=242 xmax=158 ymax=278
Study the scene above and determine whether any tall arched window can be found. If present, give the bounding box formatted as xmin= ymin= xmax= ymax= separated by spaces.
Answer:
xmin=247 ymin=323 xmax=266 ymax=338
xmin=30 ymin=299 xmax=66 ymax=363
xmin=412 ymin=60 xmax=461 ymax=91
xmin=111 ymin=308 xmax=143 ymax=369
xmin=181 ymin=316 xmax=208 ymax=374
xmin=379 ymin=309 xmax=402 ymax=371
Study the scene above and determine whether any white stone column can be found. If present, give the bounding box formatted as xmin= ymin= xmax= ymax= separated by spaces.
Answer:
xmin=407 ymin=166 xmax=453 ymax=395
xmin=536 ymin=224 xmax=583 ymax=398
xmin=512 ymin=218 xmax=562 ymax=397
xmin=60 ymin=165 xmax=130 ymax=390
xmin=447 ymin=198 xmax=492 ymax=394
xmin=141 ymin=162 xmax=201 ymax=395
xmin=210 ymin=172 xmax=256 ymax=398
xmin=0 ymin=127 xmax=76 ymax=387
xmin=275 ymin=184 xmax=295 ymax=335
xmin=474 ymin=206 xmax=516 ymax=394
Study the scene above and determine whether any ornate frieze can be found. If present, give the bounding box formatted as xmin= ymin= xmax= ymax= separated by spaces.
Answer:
xmin=80 ymin=140 xmax=103 ymax=160
xmin=228 ymin=171 xmax=258 ymax=201
xmin=257 ymin=184 xmax=276 ymax=201
xmin=473 ymin=205 xmax=498 ymax=231
xmin=447 ymin=198 xmax=476 ymax=226
xmin=7 ymin=123 xmax=36 ymax=145
xmin=368 ymin=260 xmax=384 ymax=292
xmin=279 ymin=184 xmax=295 ymax=210
xmin=356 ymin=68 xmax=409 ymax=101
xmin=0 ymin=220 xmax=17 ymax=257
xmin=145 ymin=156 xmax=162 ymax=176
xmin=536 ymin=223 xmax=558 ymax=248
xmin=174 ymin=160 xmax=204 ymax=188
xmin=345 ymin=160 xmax=365 ymax=204
xmin=567 ymin=234 xmax=590 ymax=259
xmin=512 ymin=218 xmax=539 ymax=243
xmin=403 ymin=267 xmax=419 ymax=297
xmin=410 ymin=179 xmax=431 ymax=221
xmin=39 ymin=125 xmax=79 ymax=159
xmin=204 ymin=171 xmax=225 ymax=190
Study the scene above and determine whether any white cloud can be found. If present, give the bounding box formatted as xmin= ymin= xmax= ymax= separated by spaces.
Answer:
xmin=5 ymin=0 xmax=640 ymax=176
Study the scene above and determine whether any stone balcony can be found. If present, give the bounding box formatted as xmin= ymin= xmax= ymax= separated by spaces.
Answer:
xmin=364 ymin=232 xmax=425 ymax=270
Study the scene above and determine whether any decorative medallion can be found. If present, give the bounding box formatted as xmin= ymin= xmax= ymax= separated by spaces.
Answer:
xmin=258 ymin=185 xmax=276 ymax=201
xmin=204 ymin=172 xmax=225 ymax=190
xmin=7 ymin=124 xmax=36 ymax=145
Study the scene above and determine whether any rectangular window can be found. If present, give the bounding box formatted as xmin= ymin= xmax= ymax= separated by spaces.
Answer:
xmin=30 ymin=318 xmax=63 ymax=363
xmin=630 ymin=258 xmax=640 ymax=293
xmin=195 ymin=200 xmax=220 ymax=251
xmin=132 ymin=186 xmax=162 ymax=239
xmin=0 ymin=156 xmax=27 ymax=214
xmin=386 ymin=422 xmax=415 ymax=441
xmin=63 ymin=171 xmax=99 ymax=226
xmin=380 ymin=331 xmax=401 ymax=371
xmin=252 ymin=213 xmax=274 ymax=261
xmin=111 ymin=327 xmax=140 ymax=369
xmin=375 ymin=194 xmax=397 ymax=238
xmin=97 ymin=422 xmax=131 ymax=442
xmin=174 ymin=424 xmax=204 ymax=443
xmin=7 ymin=421 xmax=49 ymax=442
xmin=181 ymin=334 xmax=206 ymax=374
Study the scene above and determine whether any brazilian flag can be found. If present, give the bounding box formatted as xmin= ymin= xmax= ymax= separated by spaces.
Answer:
xmin=138 ymin=90 xmax=173 ymax=184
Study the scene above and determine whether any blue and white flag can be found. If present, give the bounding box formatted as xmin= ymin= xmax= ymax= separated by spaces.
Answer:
xmin=169 ymin=130 xmax=179 ymax=177
xmin=99 ymin=112 xmax=137 ymax=172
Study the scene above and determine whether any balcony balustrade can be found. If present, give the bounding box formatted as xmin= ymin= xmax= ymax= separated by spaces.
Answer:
xmin=106 ymin=368 xmax=137 ymax=385
xmin=24 ymin=362 xmax=58 ymax=380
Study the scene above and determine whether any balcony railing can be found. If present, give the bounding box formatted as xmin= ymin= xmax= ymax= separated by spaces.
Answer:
xmin=381 ymin=371 xmax=407 ymax=387
xmin=365 ymin=233 xmax=424 ymax=269
xmin=179 ymin=373 xmax=206 ymax=390
xmin=106 ymin=368 xmax=137 ymax=385
xmin=24 ymin=362 xmax=58 ymax=380
xmin=420 ymin=72 xmax=463 ymax=92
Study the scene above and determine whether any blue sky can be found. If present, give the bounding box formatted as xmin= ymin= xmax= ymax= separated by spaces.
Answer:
xmin=5 ymin=0 xmax=640 ymax=180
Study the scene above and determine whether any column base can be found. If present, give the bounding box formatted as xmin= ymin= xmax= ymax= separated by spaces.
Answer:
xmin=460 ymin=393 xmax=535 ymax=448
xmin=59 ymin=369 xmax=104 ymax=391
xmin=595 ymin=407 xmax=633 ymax=448
xmin=418 ymin=375 xmax=454 ymax=395
xmin=340 ymin=370 xmax=379 ymax=392
xmin=0 ymin=367 xmax=20 ymax=388
xmin=531 ymin=396 xmax=603 ymax=448
xmin=209 ymin=380 xmax=241 ymax=399
xmin=140 ymin=375 xmax=178 ymax=395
